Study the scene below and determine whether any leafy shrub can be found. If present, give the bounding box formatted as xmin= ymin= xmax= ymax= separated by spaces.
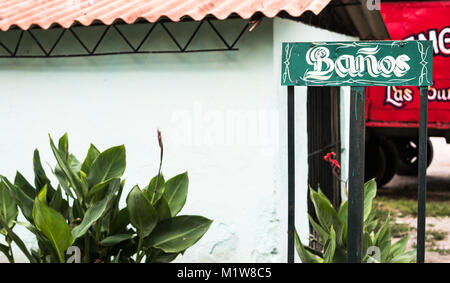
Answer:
xmin=295 ymin=179 xmax=416 ymax=263
xmin=0 ymin=132 xmax=212 ymax=263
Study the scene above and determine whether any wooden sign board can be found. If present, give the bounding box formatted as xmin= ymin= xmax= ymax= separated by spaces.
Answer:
xmin=281 ymin=41 xmax=433 ymax=87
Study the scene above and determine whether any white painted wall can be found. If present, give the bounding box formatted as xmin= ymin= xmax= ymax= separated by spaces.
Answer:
xmin=340 ymin=86 xmax=352 ymax=201
xmin=0 ymin=17 xmax=355 ymax=263
xmin=273 ymin=18 xmax=357 ymax=262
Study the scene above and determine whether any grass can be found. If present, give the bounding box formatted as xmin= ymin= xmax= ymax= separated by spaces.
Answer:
xmin=426 ymin=230 xmax=448 ymax=242
xmin=372 ymin=200 xmax=414 ymax=238
xmin=428 ymin=248 xmax=450 ymax=255
xmin=391 ymin=223 xmax=413 ymax=238
xmin=374 ymin=195 xmax=450 ymax=260
xmin=373 ymin=197 xmax=450 ymax=217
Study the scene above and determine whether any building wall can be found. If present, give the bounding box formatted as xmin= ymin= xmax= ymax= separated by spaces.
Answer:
xmin=273 ymin=18 xmax=357 ymax=262
xmin=0 ymin=17 xmax=355 ymax=263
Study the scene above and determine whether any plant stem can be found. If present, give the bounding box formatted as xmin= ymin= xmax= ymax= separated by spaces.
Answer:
xmin=151 ymin=129 xmax=164 ymax=203
xmin=8 ymin=241 xmax=15 ymax=263
xmin=95 ymin=221 xmax=101 ymax=243
xmin=84 ymin=234 xmax=90 ymax=263
xmin=136 ymin=231 xmax=144 ymax=263
xmin=152 ymin=159 xmax=163 ymax=203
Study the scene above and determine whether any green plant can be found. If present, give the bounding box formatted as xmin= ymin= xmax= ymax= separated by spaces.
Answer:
xmin=0 ymin=132 xmax=212 ymax=263
xmin=295 ymin=179 xmax=416 ymax=263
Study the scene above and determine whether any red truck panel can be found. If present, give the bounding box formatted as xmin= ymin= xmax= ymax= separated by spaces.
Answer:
xmin=366 ymin=1 xmax=450 ymax=130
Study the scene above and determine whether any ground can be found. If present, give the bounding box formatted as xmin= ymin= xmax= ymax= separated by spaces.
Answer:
xmin=375 ymin=137 xmax=450 ymax=263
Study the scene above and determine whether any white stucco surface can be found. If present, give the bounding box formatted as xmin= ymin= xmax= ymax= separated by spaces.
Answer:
xmin=0 ymin=18 xmax=355 ymax=263
xmin=340 ymin=86 xmax=352 ymax=201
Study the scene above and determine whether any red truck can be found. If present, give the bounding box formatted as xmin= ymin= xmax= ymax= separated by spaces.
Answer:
xmin=365 ymin=1 xmax=450 ymax=186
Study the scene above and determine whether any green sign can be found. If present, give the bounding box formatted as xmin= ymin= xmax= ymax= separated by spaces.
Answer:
xmin=281 ymin=41 xmax=433 ymax=86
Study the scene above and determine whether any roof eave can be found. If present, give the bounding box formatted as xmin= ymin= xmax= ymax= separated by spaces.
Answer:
xmin=339 ymin=0 xmax=390 ymax=40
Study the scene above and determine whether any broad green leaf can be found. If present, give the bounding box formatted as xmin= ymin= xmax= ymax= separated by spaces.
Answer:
xmin=390 ymin=250 xmax=416 ymax=263
xmin=81 ymin=144 xmax=100 ymax=175
xmin=33 ymin=149 xmax=50 ymax=192
xmin=0 ymin=181 xmax=18 ymax=235
xmin=323 ymin=226 xmax=336 ymax=263
xmin=337 ymin=200 xmax=348 ymax=246
xmin=58 ymin=133 xmax=69 ymax=160
xmin=294 ymin=229 xmax=322 ymax=263
xmin=375 ymin=215 xmax=391 ymax=262
xmin=58 ymin=136 xmax=82 ymax=173
xmin=369 ymin=231 xmax=376 ymax=246
xmin=49 ymin=187 xmax=69 ymax=219
xmin=86 ymin=178 xmax=115 ymax=203
xmin=150 ymin=253 xmax=179 ymax=263
xmin=337 ymin=200 xmax=348 ymax=225
xmin=317 ymin=188 xmax=334 ymax=208
xmin=53 ymin=165 xmax=75 ymax=199
xmin=363 ymin=179 xmax=377 ymax=221
xmin=127 ymin=185 xmax=158 ymax=237
xmin=309 ymin=188 xmax=342 ymax=234
xmin=101 ymin=234 xmax=133 ymax=247
xmin=0 ymin=176 xmax=34 ymax=223
xmin=33 ymin=186 xmax=73 ymax=262
xmin=366 ymin=219 xmax=379 ymax=232
xmin=308 ymin=215 xmax=329 ymax=245
xmin=14 ymin=171 xmax=35 ymax=200
xmin=87 ymin=145 xmax=126 ymax=188
xmin=72 ymin=199 xmax=84 ymax=220
xmin=362 ymin=231 xmax=371 ymax=262
xmin=390 ymin=235 xmax=409 ymax=259
xmin=110 ymin=208 xmax=130 ymax=235
xmin=71 ymin=193 xmax=111 ymax=240
xmin=144 ymin=215 xmax=212 ymax=253
xmin=69 ymin=154 xmax=82 ymax=173
xmin=155 ymin=195 xmax=172 ymax=222
xmin=164 ymin=172 xmax=188 ymax=216
xmin=49 ymin=135 xmax=83 ymax=199
xmin=110 ymin=179 xmax=125 ymax=222
xmin=144 ymin=174 xmax=165 ymax=204
xmin=79 ymin=171 xmax=89 ymax=200
xmin=147 ymin=248 xmax=179 ymax=263
xmin=333 ymin=247 xmax=348 ymax=263
xmin=100 ymin=179 xmax=124 ymax=234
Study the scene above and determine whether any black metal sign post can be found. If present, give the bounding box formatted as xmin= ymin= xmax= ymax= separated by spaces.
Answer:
xmin=417 ymin=86 xmax=428 ymax=263
xmin=287 ymin=85 xmax=295 ymax=263
xmin=347 ymin=86 xmax=366 ymax=263
xmin=282 ymin=41 xmax=433 ymax=263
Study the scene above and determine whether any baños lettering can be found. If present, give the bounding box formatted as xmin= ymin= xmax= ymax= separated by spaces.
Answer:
xmin=305 ymin=45 xmax=411 ymax=81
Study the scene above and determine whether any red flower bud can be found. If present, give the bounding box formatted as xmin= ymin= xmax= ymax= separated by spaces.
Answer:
xmin=157 ymin=129 xmax=163 ymax=150
xmin=323 ymin=152 xmax=340 ymax=169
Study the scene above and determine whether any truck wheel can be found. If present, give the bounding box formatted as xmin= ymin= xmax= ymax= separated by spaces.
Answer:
xmin=377 ymin=137 xmax=398 ymax=187
xmin=365 ymin=138 xmax=386 ymax=185
xmin=394 ymin=138 xmax=434 ymax=176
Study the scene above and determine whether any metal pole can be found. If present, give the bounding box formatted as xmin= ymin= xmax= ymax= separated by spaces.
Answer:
xmin=287 ymin=85 xmax=295 ymax=263
xmin=417 ymin=86 xmax=428 ymax=263
xmin=347 ymin=86 xmax=366 ymax=263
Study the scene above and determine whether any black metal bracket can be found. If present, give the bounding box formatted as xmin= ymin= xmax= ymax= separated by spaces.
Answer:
xmin=0 ymin=19 xmax=250 ymax=58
